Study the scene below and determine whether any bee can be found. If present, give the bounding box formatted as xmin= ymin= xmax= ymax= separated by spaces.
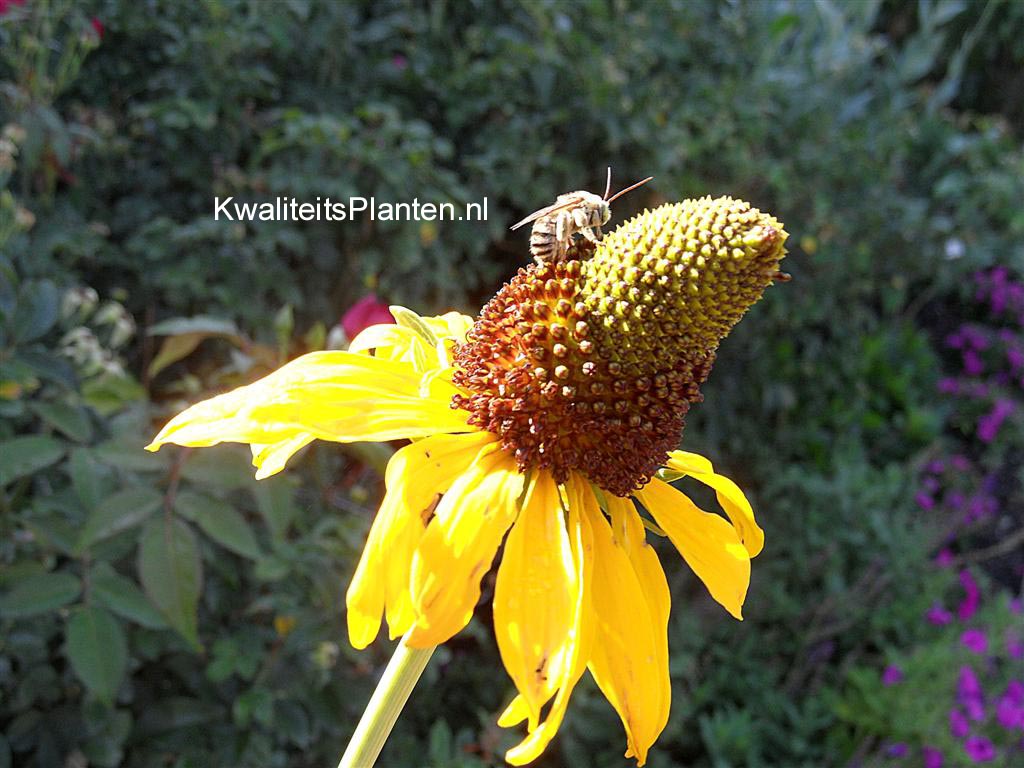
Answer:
xmin=510 ymin=168 xmax=653 ymax=265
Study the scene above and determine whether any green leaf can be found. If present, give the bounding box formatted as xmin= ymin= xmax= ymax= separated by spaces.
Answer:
xmin=65 ymin=607 xmax=127 ymax=706
xmin=179 ymin=446 xmax=255 ymax=490
xmin=94 ymin=436 xmax=168 ymax=472
xmin=147 ymin=332 xmax=206 ymax=378
xmin=29 ymin=400 xmax=92 ymax=442
xmin=68 ymin=448 xmax=103 ymax=510
xmin=81 ymin=372 xmax=147 ymax=416
xmin=0 ymin=571 xmax=81 ymax=618
xmin=77 ymin=487 xmax=163 ymax=551
xmin=11 ymin=280 xmax=59 ymax=343
xmin=91 ymin=563 xmax=167 ymax=629
xmin=175 ymin=490 xmax=262 ymax=560
xmin=148 ymin=315 xmax=241 ymax=338
xmin=138 ymin=517 xmax=203 ymax=650
xmin=0 ymin=435 xmax=65 ymax=486
xmin=254 ymin=477 xmax=298 ymax=541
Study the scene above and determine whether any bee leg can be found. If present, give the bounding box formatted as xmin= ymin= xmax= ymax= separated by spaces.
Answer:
xmin=580 ymin=226 xmax=600 ymax=243
xmin=555 ymin=211 xmax=570 ymax=244
xmin=573 ymin=207 xmax=590 ymax=230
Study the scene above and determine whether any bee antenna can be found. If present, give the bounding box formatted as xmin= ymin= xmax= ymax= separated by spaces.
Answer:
xmin=606 ymin=176 xmax=654 ymax=204
xmin=603 ymin=167 xmax=612 ymax=200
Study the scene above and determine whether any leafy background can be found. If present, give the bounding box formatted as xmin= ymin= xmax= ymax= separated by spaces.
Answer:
xmin=1 ymin=1 xmax=1022 ymax=766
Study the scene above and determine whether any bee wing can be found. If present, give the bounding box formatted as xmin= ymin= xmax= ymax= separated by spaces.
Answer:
xmin=509 ymin=196 xmax=587 ymax=230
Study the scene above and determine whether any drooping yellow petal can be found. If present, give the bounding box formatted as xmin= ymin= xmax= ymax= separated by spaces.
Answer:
xmin=664 ymin=450 xmax=763 ymax=557
xmin=635 ymin=478 xmax=750 ymax=620
xmin=493 ymin=471 xmax=573 ymax=730
xmin=503 ymin=473 xmax=594 ymax=765
xmin=346 ymin=431 xmax=497 ymax=649
xmin=145 ymin=351 xmax=470 ymax=456
xmin=604 ymin=495 xmax=671 ymax=750
xmin=250 ymin=435 xmax=316 ymax=479
xmin=586 ymin=502 xmax=667 ymax=766
xmin=406 ymin=447 xmax=524 ymax=647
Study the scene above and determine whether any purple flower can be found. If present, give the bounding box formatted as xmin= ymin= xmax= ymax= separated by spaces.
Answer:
xmin=958 ymin=570 xmax=980 ymax=620
xmin=882 ymin=665 xmax=904 ymax=686
xmin=950 ymin=454 xmax=971 ymax=471
xmin=886 ymin=742 xmax=908 ymax=758
xmin=935 ymin=549 xmax=955 ymax=568
xmin=1007 ymin=344 xmax=1024 ymax=372
xmin=958 ymin=667 xmax=985 ymax=721
xmin=996 ymin=690 xmax=1024 ymax=731
xmin=923 ymin=747 xmax=943 ymax=768
xmin=926 ymin=459 xmax=946 ymax=474
xmin=938 ymin=377 xmax=960 ymax=394
xmin=977 ymin=398 xmax=1015 ymax=443
xmin=959 ymin=666 xmax=983 ymax=699
xmin=915 ymin=491 xmax=935 ymax=510
xmin=950 ymin=708 xmax=970 ymax=738
xmin=961 ymin=629 xmax=988 ymax=654
xmin=964 ymin=735 xmax=996 ymax=762
xmin=1009 ymin=681 xmax=1024 ymax=701
xmin=927 ymin=603 xmax=953 ymax=625
xmin=1008 ymin=638 xmax=1024 ymax=660
xmin=1011 ymin=598 xmax=1022 ymax=615
xmin=963 ymin=349 xmax=984 ymax=376
xmin=947 ymin=490 xmax=966 ymax=510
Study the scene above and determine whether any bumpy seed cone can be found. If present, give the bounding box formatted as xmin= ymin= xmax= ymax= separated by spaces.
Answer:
xmin=453 ymin=196 xmax=787 ymax=496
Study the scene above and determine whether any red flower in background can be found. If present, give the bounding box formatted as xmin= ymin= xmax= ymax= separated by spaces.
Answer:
xmin=341 ymin=294 xmax=393 ymax=339
xmin=91 ymin=17 xmax=104 ymax=38
xmin=0 ymin=0 xmax=27 ymax=16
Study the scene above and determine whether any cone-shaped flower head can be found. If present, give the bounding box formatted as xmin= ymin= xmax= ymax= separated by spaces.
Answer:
xmin=453 ymin=196 xmax=787 ymax=496
xmin=143 ymin=192 xmax=785 ymax=767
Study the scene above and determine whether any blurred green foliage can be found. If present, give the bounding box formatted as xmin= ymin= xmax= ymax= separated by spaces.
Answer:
xmin=2 ymin=1 xmax=1023 ymax=767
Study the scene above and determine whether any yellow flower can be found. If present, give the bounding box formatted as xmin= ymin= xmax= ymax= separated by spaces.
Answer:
xmin=147 ymin=197 xmax=786 ymax=765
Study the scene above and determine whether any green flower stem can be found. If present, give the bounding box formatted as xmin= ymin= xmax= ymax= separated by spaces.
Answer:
xmin=337 ymin=635 xmax=435 ymax=768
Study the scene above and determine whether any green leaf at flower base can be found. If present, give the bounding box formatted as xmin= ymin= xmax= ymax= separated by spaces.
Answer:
xmin=76 ymin=487 xmax=163 ymax=552
xmin=0 ymin=571 xmax=81 ymax=619
xmin=0 ymin=435 xmax=65 ymax=486
xmin=90 ymin=563 xmax=167 ymax=630
xmin=138 ymin=518 xmax=203 ymax=651
xmin=174 ymin=490 xmax=262 ymax=560
xmin=65 ymin=606 xmax=128 ymax=707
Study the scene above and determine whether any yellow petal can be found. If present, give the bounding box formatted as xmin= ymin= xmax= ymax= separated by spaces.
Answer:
xmin=422 ymin=311 xmax=474 ymax=342
xmin=250 ymin=435 xmax=315 ymax=479
xmin=146 ymin=351 xmax=470 ymax=457
xmin=493 ymin=472 xmax=573 ymax=729
xmin=504 ymin=473 xmax=594 ymax=765
xmin=346 ymin=431 xmax=496 ymax=649
xmin=586 ymin=502 xmax=666 ymax=766
xmin=349 ymin=323 xmax=419 ymax=356
xmin=406 ymin=446 xmax=524 ymax=647
xmin=635 ymin=478 xmax=750 ymax=620
xmin=497 ymin=694 xmax=531 ymax=729
xmin=665 ymin=450 xmax=763 ymax=557
xmin=604 ymin=495 xmax=671 ymax=748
